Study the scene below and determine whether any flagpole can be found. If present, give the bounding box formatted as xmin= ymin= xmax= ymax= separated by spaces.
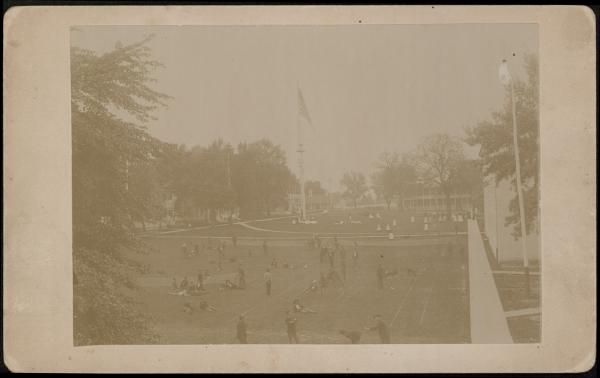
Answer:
xmin=297 ymin=89 xmax=306 ymax=222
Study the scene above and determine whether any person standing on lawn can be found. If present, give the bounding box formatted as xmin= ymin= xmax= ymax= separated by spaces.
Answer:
xmin=237 ymin=264 xmax=246 ymax=289
xmin=285 ymin=311 xmax=299 ymax=343
xmin=264 ymin=268 xmax=272 ymax=296
xmin=365 ymin=314 xmax=391 ymax=344
xmin=236 ymin=315 xmax=247 ymax=344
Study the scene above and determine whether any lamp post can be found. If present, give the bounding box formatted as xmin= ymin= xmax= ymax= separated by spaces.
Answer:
xmin=494 ymin=178 xmax=500 ymax=265
xmin=499 ymin=59 xmax=530 ymax=295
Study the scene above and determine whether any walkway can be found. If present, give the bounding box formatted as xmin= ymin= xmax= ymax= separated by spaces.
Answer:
xmin=467 ymin=219 xmax=513 ymax=343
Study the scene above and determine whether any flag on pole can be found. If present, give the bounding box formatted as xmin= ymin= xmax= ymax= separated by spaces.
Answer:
xmin=298 ymin=88 xmax=313 ymax=128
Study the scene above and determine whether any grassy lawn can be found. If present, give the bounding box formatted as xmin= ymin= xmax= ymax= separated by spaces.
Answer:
xmin=131 ymin=234 xmax=470 ymax=344
xmin=481 ymin=229 xmax=541 ymax=343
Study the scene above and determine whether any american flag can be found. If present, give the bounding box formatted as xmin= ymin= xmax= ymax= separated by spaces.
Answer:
xmin=298 ymin=88 xmax=313 ymax=126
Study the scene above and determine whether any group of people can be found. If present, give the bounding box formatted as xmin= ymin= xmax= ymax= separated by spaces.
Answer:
xmin=172 ymin=230 xmax=408 ymax=344
xmin=170 ymin=273 xmax=206 ymax=296
xmin=234 ymin=310 xmax=391 ymax=344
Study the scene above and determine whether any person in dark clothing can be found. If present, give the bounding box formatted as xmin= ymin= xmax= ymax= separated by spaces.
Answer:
xmin=236 ymin=315 xmax=247 ymax=344
xmin=328 ymin=248 xmax=335 ymax=269
xmin=339 ymin=329 xmax=362 ymax=344
xmin=319 ymin=272 xmax=328 ymax=295
xmin=339 ymin=245 xmax=347 ymax=261
xmin=376 ymin=264 xmax=385 ymax=290
xmin=222 ymin=279 xmax=243 ymax=290
xmin=292 ymin=298 xmax=317 ymax=314
xmin=183 ymin=301 xmax=195 ymax=315
xmin=320 ymin=245 xmax=328 ymax=263
xmin=198 ymin=300 xmax=217 ymax=312
xmin=327 ymin=268 xmax=343 ymax=287
xmin=264 ymin=268 xmax=272 ymax=296
xmin=315 ymin=234 xmax=322 ymax=250
xmin=180 ymin=276 xmax=190 ymax=290
xmin=262 ymin=240 xmax=268 ymax=256
xmin=365 ymin=314 xmax=391 ymax=343
xmin=196 ymin=272 xmax=205 ymax=291
xmin=237 ymin=265 xmax=246 ymax=288
xmin=285 ymin=311 xmax=299 ymax=343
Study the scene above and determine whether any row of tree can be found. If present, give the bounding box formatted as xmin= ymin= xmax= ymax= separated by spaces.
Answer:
xmin=341 ymin=53 xmax=539 ymax=241
xmin=340 ymin=134 xmax=482 ymax=215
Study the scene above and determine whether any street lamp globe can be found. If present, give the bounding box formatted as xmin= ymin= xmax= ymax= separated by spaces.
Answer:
xmin=499 ymin=59 xmax=512 ymax=86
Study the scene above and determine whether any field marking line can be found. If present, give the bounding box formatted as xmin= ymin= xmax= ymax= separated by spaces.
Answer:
xmin=141 ymin=230 xmax=467 ymax=240
xmin=389 ymin=274 xmax=419 ymax=329
xmin=418 ymin=285 xmax=435 ymax=326
xmin=141 ymin=215 xmax=297 ymax=236
xmin=238 ymin=222 xmax=311 ymax=235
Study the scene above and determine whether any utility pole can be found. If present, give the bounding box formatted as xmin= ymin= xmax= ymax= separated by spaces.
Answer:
xmin=500 ymin=59 xmax=529 ymax=295
xmin=297 ymin=143 xmax=306 ymax=222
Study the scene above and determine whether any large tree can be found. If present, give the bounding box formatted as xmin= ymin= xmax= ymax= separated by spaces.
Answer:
xmin=172 ymin=140 xmax=236 ymax=222
xmin=466 ymin=54 xmax=539 ymax=237
xmin=232 ymin=139 xmax=292 ymax=218
xmin=340 ymin=171 xmax=368 ymax=208
xmin=72 ymin=36 xmax=170 ymax=345
xmin=371 ymin=152 xmax=416 ymax=210
xmin=413 ymin=133 xmax=466 ymax=217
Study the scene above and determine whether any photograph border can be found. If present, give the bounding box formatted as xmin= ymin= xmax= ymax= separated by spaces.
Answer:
xmin=3 ymin=5 xmax=596 ymax=373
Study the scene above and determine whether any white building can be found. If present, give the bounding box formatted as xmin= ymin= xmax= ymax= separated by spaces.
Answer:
xmin=483 ymin=178 xmax=540 ymax=263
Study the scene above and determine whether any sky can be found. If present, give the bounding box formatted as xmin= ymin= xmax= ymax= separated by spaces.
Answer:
xmin=71 ymin=24 xmax=537 ymax=192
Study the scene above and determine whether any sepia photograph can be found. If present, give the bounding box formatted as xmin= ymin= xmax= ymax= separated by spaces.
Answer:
xmin=4 ymin=5 xmax=595 ymax=373
xmin=71 ymin=24 xmax=540 ymax=345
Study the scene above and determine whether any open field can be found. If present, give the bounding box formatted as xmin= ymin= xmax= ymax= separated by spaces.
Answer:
xmin=133 ymin=230 xmax=470 ymax=344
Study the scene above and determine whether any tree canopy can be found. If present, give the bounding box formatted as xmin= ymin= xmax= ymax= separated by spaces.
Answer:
xmin=72 ymin=36 xmax=170 ymax=345
xmin=340 ymin=171 xmax=368 ymax=208
xmin=466 ymin=54 xmax=539 ymax=237
xmin=412 ymin=133 xmax=466 ymax=216
xmin=371 ymin=152 xmax=417 ymax=210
